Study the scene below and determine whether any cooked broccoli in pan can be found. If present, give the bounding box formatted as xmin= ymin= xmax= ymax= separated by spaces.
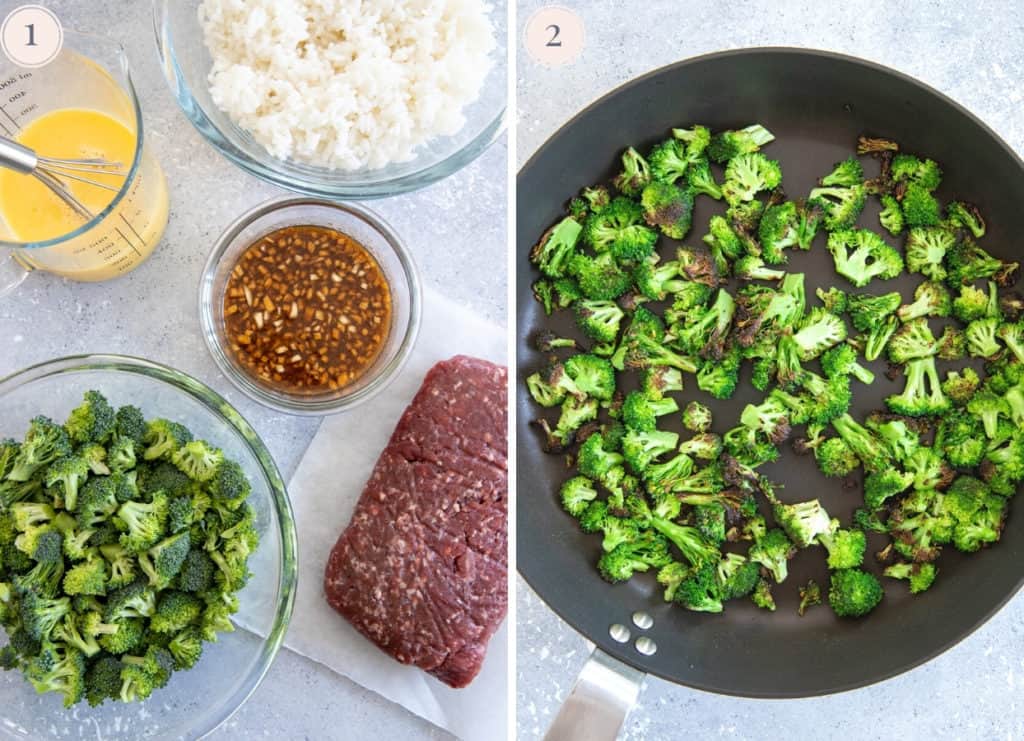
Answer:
xmin=527 ymin=127 xmax=1023 ymax=620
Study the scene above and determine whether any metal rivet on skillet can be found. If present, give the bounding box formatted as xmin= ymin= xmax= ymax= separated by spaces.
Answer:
xmin=609 ymin=623 xmax=630 ymax=643
xmin=635 ymin=636 xmax=657 ymax=656
xmin=632 ymin=611 xmax=653 ymax=630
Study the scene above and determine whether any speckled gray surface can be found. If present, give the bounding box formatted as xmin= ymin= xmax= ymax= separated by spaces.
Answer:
xmin=517 ymin=2 xmax=1024 ymax=739
xmin=0 ymin=1 xmax=504 ymax=739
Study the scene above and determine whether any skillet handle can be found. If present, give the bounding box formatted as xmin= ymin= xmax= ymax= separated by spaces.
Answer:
xmin=543 ymin=647 xmax=645 ymax=741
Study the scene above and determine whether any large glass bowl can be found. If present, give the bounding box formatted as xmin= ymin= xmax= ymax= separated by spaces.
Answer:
xmin=0 ymin=355 xmax=297 ymax=739
xmin=153 ymin=0 xmax=507 ymax=199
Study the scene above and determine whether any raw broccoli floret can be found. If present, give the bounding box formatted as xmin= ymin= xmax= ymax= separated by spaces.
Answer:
xmin=150 ymin=590 xmax=203 ymax=634
xmin=62 ymin=557 xmax=108 ymax=597
xmin=170 ymin=440 xmax=223 ymax=483
xmin=18 ymin=590 xmax=70 ymax=641
xmin=85 ymin=655 xmax=123 ymax=707
xmin=65 ymin=390 xmax=116 ymax=445
xmin=79 ymin=443 xmax=110 ymax=475
xmin=884 ymin=561 xmax=937 ymax=594
xmin=748 ymin=528 xmax=795 ymax=583
xmin=640 ymin=181 xmax=694 ymax=240
xmin=97 ymin=543 xmax=136 ymax=590
xmin=530 ymin=216 xmax=581 ymax=278
xmin=142 ymin=419 xmax=193 ymax=462
xmin=138 ymin=532 xmax=190 ymax=589
xmin=176 ymin=548 xmax=215 ymax=594
xmin=116 ymin=492 xmax=169 ymax=553
xmin=897 ymin=281 xmax=951 ymax=323
xmin=613 ymin=147 xmax=652 ymax=196
xmin=207 ymin=460 xmax=251 ymax=509
xmin=168 ymin=626 xmax=204 ymax=670
xmin=826 ymin=229 xmax=904 ymax=287
xmin=828 ymin=568 xmax=883 ymax=618
xmin=6 ymin=416 xmax=71 ymax=482
xmin=104 ymin=582 xmax=157 ymax=632
xmin=25 ymin=641 xmax=85 ymax=707
xmin=106 ymin=436 xmax=136 ymax=474
xmin=44 ymin=455 xmax=89 ymax=511
xmin=706 ymin=124 xmax=775 ymax=163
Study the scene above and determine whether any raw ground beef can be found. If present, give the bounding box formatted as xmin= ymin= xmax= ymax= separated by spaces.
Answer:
xmin=323 ymin=355 xmax=508 ymax=688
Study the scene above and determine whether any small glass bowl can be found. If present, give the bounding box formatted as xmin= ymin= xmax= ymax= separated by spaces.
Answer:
xmin=154 ymin=0 xmax=507 ymax=199
xmin=200 ymin=197 xmax=421 ymax=415
xmin=0 ymin=354 xmax=296 ymax=739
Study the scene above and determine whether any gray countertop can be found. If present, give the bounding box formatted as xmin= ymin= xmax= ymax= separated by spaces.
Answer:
xmin=0 ymin=1 xmax=504 ymax=738
xmin=516 ymin=1 xmax=1024 ymax=739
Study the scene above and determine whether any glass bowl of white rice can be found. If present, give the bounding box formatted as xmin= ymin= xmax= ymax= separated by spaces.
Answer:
xmin=154 ymin=0 xmax=506 ymax=199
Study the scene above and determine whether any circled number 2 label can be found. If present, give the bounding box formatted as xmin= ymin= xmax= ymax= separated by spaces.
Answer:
xmin=1 ymin=5 xmax=63 ymax=69
xmin=525 ymin=6 xmax=584 ymax=67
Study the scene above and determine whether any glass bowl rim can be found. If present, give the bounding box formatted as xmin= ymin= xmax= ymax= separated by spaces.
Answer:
xmin=199 ymin=195 xmax=422 ymax=416
xmin=0 ymin=352 xmax=298 ymax=738
xmin=152 ymin=0 xmax=507 ymax=200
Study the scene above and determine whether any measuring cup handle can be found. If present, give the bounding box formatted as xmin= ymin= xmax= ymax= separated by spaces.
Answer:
xmin=0 ymin=252 xmax=32 ymax=297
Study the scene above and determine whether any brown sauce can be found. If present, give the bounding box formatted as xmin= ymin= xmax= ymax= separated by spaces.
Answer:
xmin=222 ymin=225 xmax=392 ymax=394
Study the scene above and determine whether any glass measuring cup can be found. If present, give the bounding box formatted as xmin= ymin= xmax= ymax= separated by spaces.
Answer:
xmin=0 ymin=30 xmax=169 ymax=294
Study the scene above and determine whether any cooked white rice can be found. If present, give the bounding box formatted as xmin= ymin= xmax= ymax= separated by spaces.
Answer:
xmin=198 ymin=0 xmax=495 ymax=171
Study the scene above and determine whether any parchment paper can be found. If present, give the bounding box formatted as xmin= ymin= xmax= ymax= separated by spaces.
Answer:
xmin=281 ymin=288 xmax=508 ymax=740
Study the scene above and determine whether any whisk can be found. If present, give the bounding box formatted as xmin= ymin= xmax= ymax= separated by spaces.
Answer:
xmin=0 ymin=135 xmax=127 ymax=221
